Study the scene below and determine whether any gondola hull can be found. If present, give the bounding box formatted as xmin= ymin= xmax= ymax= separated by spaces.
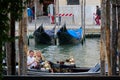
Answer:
xmin=33 ymin=24 xmax=55 ymax=45
xmin=3 ymin=62 xmax=100 ymax=75
xmin=57 ymin=24 xmax=83 ymax=45
xmin=2 ymin=62 xmax=90 ymax=75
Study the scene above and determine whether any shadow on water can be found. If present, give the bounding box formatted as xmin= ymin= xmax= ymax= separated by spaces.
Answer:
xmin=28 ymin=38 xmax=100 ymax=67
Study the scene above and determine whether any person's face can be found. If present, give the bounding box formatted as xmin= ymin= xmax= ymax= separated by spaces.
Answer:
xmin=29 ymin=51 xmax=34 ymax=57
xmin=36 ymin=52 xmax=41 ymax=57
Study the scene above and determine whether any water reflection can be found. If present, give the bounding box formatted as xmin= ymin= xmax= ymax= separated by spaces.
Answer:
xmin=28 ymin=38 xmax=100 ymax=67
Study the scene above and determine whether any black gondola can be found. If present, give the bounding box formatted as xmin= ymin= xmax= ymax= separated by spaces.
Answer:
xmin=27 ymin=63 xmax=100 ymax=75
xmin=2 ymin=60 xmax=100 ymax=75
xmin=57 ymin=24 xmax=83 ymax=45
xmin=33 ymin=24 xmax=56 ymax=45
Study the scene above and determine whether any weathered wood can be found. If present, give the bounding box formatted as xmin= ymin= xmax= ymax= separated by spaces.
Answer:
xmin=18 ymin=1 xmax=28 ymax=75
xmin=18 ymin=20 xmax=24 ymax=75
xmin=81 ymin=0 xmax=84 ymax=28
xmin=80 ymin=0 xmax=85 ymax=39
xmin=100 ymin=0 xmax=106 ymax=75
xmin=6 ymin=11 xmax=16 ymax=75
xmin=100 ymin=39 xmax=106 ymax=75
xmin=55 ymin=0 xmax=59 ymax=15
xmin=83 ymin=0 xmax=86 ymax=39
xmin=105 ymin=0 xmax=112 ymax=76
xmin=111 ymin=0 xmax=118 ymax=75
xmin=0 ymin=42 xmax=2 ymax=78
xmin=6 ymin=42 xmax=12 ymax=75
xmin=10 ymin=12 xmax=16 ymax=75
xmin=117 ymin=0 xmax=120 ymax=75
xmin=5 ymin=21 xmax=12 ymax=75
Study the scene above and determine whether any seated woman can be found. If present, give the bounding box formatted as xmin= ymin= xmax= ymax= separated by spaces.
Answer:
xmin=35 ymin=50 xmax=53 ymax=72
xmin=35 ymin=51 xmax=45 ymax=63
xmin=34 ymin=50 xmax=45 ymax=68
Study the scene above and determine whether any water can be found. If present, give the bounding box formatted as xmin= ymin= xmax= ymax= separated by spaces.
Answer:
xmin=28 ymin=38 xmax=100 ymax=67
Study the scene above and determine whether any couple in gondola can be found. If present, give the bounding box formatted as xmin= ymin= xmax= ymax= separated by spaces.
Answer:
xmin=27 ymin=50 xmax=76 ymax=72
xmin=27 ymin=50 xmax=53 ymax=72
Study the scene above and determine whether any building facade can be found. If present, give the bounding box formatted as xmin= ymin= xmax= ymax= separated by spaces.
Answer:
xmin=36 ymin=0 xmax=100 ymax=25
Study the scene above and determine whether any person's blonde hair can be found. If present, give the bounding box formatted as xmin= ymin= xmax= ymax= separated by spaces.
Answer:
xmin=35 ymin=50 xmax=45 ymax=61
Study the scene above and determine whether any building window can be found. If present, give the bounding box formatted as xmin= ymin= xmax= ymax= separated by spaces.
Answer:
xmin=67 ymin=0 xmax=80 ymax=5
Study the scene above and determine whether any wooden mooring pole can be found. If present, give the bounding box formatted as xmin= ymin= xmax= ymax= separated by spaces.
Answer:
xmin=116 ymin=0 xmax=120 ymax=75
xmin=100 ymin=0 xmax=105 ymax=75
xmin=111 ymin=0 xmax=118 ymax=75
xmin=105 ymin=0 xmax=112 ymax=76
xmin=100 ymin=0 xmax=106 ymax=75
xmin=18 ymin=0 xmax=28 ymax=75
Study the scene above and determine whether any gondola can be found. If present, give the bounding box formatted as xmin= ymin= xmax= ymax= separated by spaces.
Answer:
xmin=2 ymin=61 xmax=100 ymax=75
xmin=27 ymin=63 xmax=100 ymax=75
xmin=2 ymin=61 xmax=90 ymax=75
xmin=33 ymin=24 xmax=56 ymax=45
xmin=57 ymin=24 xmax=83 ymax=45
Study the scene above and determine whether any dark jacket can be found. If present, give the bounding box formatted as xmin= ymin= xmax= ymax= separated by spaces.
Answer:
xmin=96 ymin=8 xmax=101 ymax=16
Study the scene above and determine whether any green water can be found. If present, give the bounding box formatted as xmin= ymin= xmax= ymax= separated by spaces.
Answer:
xmin=27 ymin=38 xmax=100 ymax=67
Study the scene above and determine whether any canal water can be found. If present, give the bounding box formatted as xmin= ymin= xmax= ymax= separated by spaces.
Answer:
xmin=27 ymin=38 xmax=100 ymax=67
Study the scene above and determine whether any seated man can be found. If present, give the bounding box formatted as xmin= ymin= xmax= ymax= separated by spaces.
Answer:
xmin=27 ymin=50 xmax=37 ymax=69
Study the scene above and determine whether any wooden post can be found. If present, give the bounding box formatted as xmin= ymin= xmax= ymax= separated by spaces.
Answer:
xmin=0 ymin=38 xmax=2 ymax=77
xmin=81 ymin=0 xmax=84 ymax=39
xmin=6 ymin=9 xmax=16 ymax=75
xmin=5 ymin=16 xmax=12 ymax=75
xmin=83 ymin=0 xmax=86 ymax=40
xmin=0 ymin=44 xmax=2 ymax=79
xmin=10 ymin=12 xmax=16 ymax=75
xmin=100 ymin=39 xmax=106 ymax=75
xmin=105 ymin=0 xmax=112 ymax=76
xmin=34 ymin=0 xmax=37 ymax=30
xmin=55 ymin=0 xmax=59 ymax=15
xmin=100 ymin=0 xmax=106 ymax=75
xmin=18 ymin=0 xmax=28 ymax=75
xmin=6 ymin=41 xmax=12 ymax=75
xmin=54 ymin=0 xmax=59 ymax=45
xmin=55 ymin=0 xmax=59 ymax=26
xmin=81 ymin=0 xmax=83 ymax=27
xmin=111 ymin=0 xmax=117 ymax=75
xmin=117 ymin=0 xmax=120 ymax=75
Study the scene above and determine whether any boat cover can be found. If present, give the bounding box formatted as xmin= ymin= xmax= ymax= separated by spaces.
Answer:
xmin=67 ymin=27 xmax=82 ymax=39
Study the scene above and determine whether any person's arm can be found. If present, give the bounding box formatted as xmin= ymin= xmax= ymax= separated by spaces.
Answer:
xmin=27 ymin=60 xmax=36 ymax=66
xmin=27 ymin=57 xmax=37 ymax=66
